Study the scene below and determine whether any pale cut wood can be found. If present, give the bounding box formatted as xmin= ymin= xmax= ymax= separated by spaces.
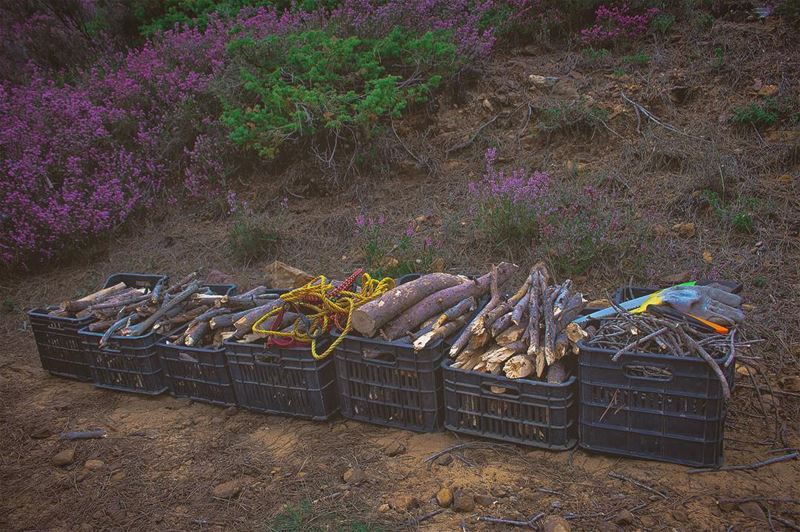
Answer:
xmin=413 ymin=314 xmax=468 ymax=352
xmin=504 ymin=355 xmax=534 ymax=379
xmin=496 ymin=324 xmax=524 ymax=346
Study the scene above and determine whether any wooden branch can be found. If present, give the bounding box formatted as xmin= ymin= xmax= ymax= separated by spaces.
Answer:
xmin=382 ymin=262 xmax=518 ymax=341
xmin=99 ymin=313 xmax=139 ymax=347
xmin=449 ymin=265 xmax=502 ymax=357
xmin=413 ymin=315 xmax=469 ymax=351
xmin=124 ymin=281 xmax=200 ymax=337
xmin=511 ymin=289 xmax=530 ymax=326
xmin=490 ymin=312 xmax=514 ymax=338
xmin=61 ymin=282 xmax=128 ymax=313
xmin=352 ymin=273 xmax=465 ymax=337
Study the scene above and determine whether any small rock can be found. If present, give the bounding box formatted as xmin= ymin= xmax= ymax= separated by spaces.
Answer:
xmin=436 ymin=487 xmax=453 ymax=508
xmin=491 ymin=486 xmax=509 ymax=498
xmin=30 ymin=427 xmax=53 ymax=439
xmin=703 ymin=250 xmax=713 ymax=264
xmin=482 ymin=99 xmax=494 ymax=112
xmin=434 ymin=454 xmax=453 ymax=466
xmin=613 ymin=509 xmax=635 ymax=526
xmin=378 ymin=503 xmax=390 ymax=513
xmin=778 ymin=174 xmax=794 ymax=186
xmin=452 ymin=491 xmax=475 ymax=513
xmin=542 ymin=515 xmax=571 ymax=532
xmin=224 ymin=406 xmax=238 ymax=417
xmin=739 ymin=501 xmax=766 ymax=521
xmin=389 ymin=495 xmax=419 ymax=511
xmin=474 ymin=494 xmax=495 ymax=507
xmin=342 ymin=467 xmax=365 ymax=485
xmin=212 ymin=479 xmax=241 ymax=499
xmin=528 ymin=74 xmax=559 ymax=88
xmin=551 ymin=499 xmax=562 ymax=509
xmin=757 ymin=84 xmax=779 ymax=97
xmin=671 ymin=509 xmax=689 ymax=523
xmin=384 ymin=441 xmax=406 ymax=457
xmin=84 ymin=459 xmax=105 ymax=471
xmin=52 ymin=449 xmax=75 ymax=467
xmin=110 ymin=470 xmax=126 ymax=482
xmin=672 ymin=222 xmax=696 ymax=238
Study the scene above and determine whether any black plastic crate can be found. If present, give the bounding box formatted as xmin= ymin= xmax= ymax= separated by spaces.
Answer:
xmin=28 ymin=273 xmax=167 ymax=381
xmin=443 ymin=360 xmax=577 ymax=450
xmin=225 ymin=339 xmax=338 ymax=420
xmin=578 ymin=341 xmax=734 ymax=467
xmin=333 ymin=333 xmax=447 ymax=432
xmin=156 ymin=286 xmax=298 ymax=407
xmin=333 ymin=281 xmax=485 ymax=433
xmin=80 ymin=282 xmax=234 ymax=395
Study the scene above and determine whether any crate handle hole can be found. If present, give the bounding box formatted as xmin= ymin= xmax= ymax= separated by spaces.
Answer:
xmin=481 ymin=383 xmax=519 ymax=396
xmin=623 ymin=364 xmax=672 ymax=381
xmin=362 ymin=349 xmax=396 ymax=365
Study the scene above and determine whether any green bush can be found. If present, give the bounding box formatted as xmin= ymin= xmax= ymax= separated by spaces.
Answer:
xmin=732 ymin=99 xmax=780 ymax=127
xmin=622 ymin=51 xmax=650 ymax=65
xmin=228 ymin=212 xmax=279 ymax=263
xmin=220 ymin=28 xmax=455 ymax=162
xmin=702 ymin=190 xmax=757 ymax=233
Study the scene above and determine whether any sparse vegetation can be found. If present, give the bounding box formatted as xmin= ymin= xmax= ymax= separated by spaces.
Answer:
xmin=732 ymin=99 xmax=780 ymax=127
xmin=702 ymin=190 xmax=757 ymax=233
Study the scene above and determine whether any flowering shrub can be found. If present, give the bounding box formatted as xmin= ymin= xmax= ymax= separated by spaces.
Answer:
xmin=469 ymin=148 xmax=551 ymax=247
xmin=469 ymin=149 xmax=630 ymax=274
xmin=580 ymin=3 xmax=659 ymax=46
xmin=354 ymin=214 xmax=438 ymax=277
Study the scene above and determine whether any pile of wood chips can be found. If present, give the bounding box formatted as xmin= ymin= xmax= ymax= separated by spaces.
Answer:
xmin=449 ymin=263 xmax=586 ymax=383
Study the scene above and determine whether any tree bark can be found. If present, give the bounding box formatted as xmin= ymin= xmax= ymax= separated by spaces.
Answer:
xmin=61 ymin=282 xmax=128 ymax=313
xmin=123 ymin=281 xmax=200 ymax=337
xmin=383 ymin=262 xmax=519 ymax=341
xmin=352 ymin=273 xmax=466 ymax=337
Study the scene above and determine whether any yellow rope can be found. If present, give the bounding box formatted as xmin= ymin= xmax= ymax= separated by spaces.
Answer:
xmin=252 ymin=273 xmax=395 ymax=360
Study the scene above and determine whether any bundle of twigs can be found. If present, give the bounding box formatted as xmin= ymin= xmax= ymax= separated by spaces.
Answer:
xmin=161 ymin=286 xmax=285 ymax=348
xmin=449 ymin=263 xmax=586 ymax=383
xmin=581 ymin=310 xmax=755 ymax=400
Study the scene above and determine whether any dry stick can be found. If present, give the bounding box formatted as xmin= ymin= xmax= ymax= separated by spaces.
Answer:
xmin=526 ymin=271 xmax=542 ymax=357
xmin=100 ymin=313 xmax=138 ymax=347
xmin=87 ymin=292 xmax=150 ymax=311
xmin=125 ymin=281 xmax=200 ymax=337
xmin=611 ymin=327 xmax=669 ymax=362
xmin=402 ymin=508 xmax=445 ymax=527
xmin=608 ymin=472 xmax=668 ymax=499
xmin=620 ymin=91 xmax=707 ymax=141
xmin=477 ymin=513 xmax=544 ymax=528
xmin=676 ymin=327 xmax=732 ymax=400
xmin=450 ymin=266 xmax=499 ymax=358
xmin=423 ymin=441 xmax=514 ymax=463
xmin=446 ymin=113 xmax=501 ymax=155
xmin=687 ymin=452 xmax=798 ymax=474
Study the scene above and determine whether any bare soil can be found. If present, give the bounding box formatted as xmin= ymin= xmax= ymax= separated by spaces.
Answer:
xmin=2 ymin=16 xmax=800 ymax=531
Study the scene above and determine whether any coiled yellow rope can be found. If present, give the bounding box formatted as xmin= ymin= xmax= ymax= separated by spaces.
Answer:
xmin=252 ymin=272 xmax=395 ymax=360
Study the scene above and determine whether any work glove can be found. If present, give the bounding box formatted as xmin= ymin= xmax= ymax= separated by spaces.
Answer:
xmin=636 ymin=285 xmax=744 ymax=326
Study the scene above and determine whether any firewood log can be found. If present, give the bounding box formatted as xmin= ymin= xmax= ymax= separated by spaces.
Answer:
xmin=210 ymin=309 xmax=251 ymax=330
xmin=565 ymin=322 xmax=589 ymax=344
xmin=543 ymin=286 xmax=558 ymax=366
xmin=449 ymin=265 xmax=505 ymax=356
xmin=180 ymin=307 xmax=230 ymax=345
xmin=546 ymin=360 xmax=568 ymax=383
xmin=526 ymin=270 xmax=543 ymax=359
xmin=100 ymin=313 xmax=139 ymax=347
xmin=232 ymin=300 xmax=284 ymax=340
xmin=552 ymin=280 xmax=573 ymax=317
xmin=123 ymin=281 xmax=200 ymax=337
xmin=352 ymin=273 xmax=466 ymax=337
xmin=61 ymin=282 xmax=128 ymax=313
xmin=504 ymin=355 xmax=534 ymax=379
xmin=511 ymin=289 xmax=530 ymax=326
xmin=557 ymin=293 xmax=587 ymax=329
xmin=412 ymin=315 xmax=468 ymax=351
xmin=85 ymin=290 xmax=148 ymax=312
xmin=382 ymin=262 xmax=518 ymax=341
xmin=410 ymin=298 xmax=475 ymax=341
xmin=149 ymin=277 xmax=167 ymax=305
xmin=553 ymin=332 xmax=569 ymax=361
xmin=88 ymin=318 xmax=116 ymax=332
xmin=496 ymin=324 xmax=525 ymax=346
xmin=166 ymin=272 xmax=198 ymax=294
xmin=467 ymin=330 xmax=491 ymax=350
xmin=479 ymin=275 xmax=534 ymax=333
xmin=489 ymin=312 xmax=513 ymax=338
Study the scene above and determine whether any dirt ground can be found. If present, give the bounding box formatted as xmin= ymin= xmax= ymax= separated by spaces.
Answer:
xmin=2 ymin=14 xmax=800 ymax=532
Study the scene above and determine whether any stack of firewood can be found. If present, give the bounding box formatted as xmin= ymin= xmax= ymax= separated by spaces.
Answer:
xmin=57 ymin=273 xmax=274 ymax=347
xmin=449 ymin=263 xmax=586 ymax=383
xmin=351 ymin=263 xmax=519 ymax=344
